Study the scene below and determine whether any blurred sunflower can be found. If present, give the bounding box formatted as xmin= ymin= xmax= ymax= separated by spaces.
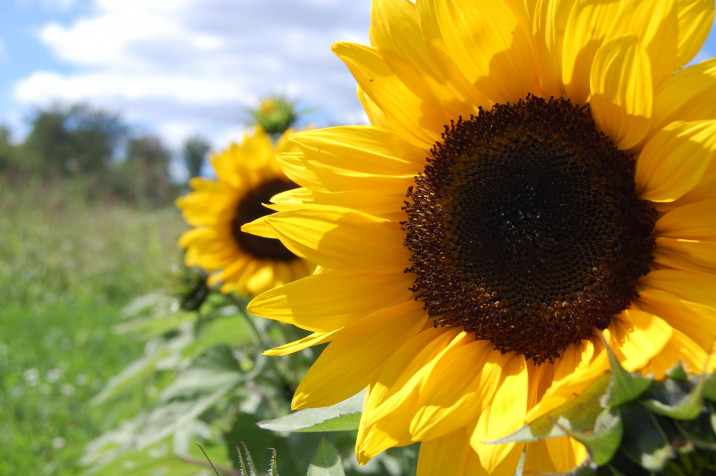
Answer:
xmin=245 ymin=0 xmax=716 ymax=473
xmin=176 ymin=126 xmax=312 ymax=296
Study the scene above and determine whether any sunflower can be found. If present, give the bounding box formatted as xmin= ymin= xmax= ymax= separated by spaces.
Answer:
xmin=176 ymin=126 xmax=312 ymax=297
xmin=245 ymin=0 xmax=716 ymax=473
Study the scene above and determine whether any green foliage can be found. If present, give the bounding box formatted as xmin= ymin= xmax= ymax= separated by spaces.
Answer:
xmin=0 ymin=178 xmax=183 ymax=475
xmin=182 ymin=135 xmax=211 ymax=180
xmin=21 ymin=104 xmax=127 ymax=178
xmin=307 ymin=439 xmax=345 ymax=476
xmin=258 ymin=393 xmax=363 ymax=433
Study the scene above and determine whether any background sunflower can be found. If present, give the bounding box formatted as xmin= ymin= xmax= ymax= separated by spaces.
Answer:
xmin=177 ymin=126 xmax=312 ymax=297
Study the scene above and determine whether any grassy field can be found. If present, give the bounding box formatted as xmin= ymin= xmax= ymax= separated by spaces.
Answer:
xmin=0 ymin=178 xmax=186 ymax=475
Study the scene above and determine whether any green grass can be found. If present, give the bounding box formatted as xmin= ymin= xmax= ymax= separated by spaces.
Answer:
xmin=0 ymin=178 xmax=186 ymax=475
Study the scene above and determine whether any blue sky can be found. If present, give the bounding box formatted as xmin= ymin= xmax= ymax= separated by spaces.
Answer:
xmin=1 ymin=0 xmax=716 ymax=151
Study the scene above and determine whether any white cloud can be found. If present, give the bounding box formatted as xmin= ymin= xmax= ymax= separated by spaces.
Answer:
xmin=13 ymin=0 xmax=371 ymax=149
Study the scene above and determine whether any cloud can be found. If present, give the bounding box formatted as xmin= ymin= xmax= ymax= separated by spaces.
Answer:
xmin=13 ymin=0 xmax=371 ymax=149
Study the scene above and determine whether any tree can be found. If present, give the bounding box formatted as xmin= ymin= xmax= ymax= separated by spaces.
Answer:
xmin=0 ymin=125 xmax=17 ymax=173
xmin=113 ymin=134 xmax=174 ymax=205
xmin=181 ymin=135 xmax=211 ymax=180
xmin=21 ymin=104 xmax=127 ymax=177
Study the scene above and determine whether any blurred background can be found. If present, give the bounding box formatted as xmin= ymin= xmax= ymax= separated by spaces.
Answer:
xmin=1 ymin=1 xmax=716 ymax=475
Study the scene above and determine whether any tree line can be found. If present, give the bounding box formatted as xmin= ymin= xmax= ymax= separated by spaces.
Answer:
xmin=0 ymin=104 xmax=210 ymax=207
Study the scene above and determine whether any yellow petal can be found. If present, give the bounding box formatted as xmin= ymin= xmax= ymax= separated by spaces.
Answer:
xmin=654 ymin=237 xmax=716 ymax=274
xmin=642 ymin=268 xmax=716 ymax=309
xmin=263 ymin=330 xmax=339 ymax=357
xmin=532 ymin=0 xmax=573 ymax=97
xmin=674 ymin=0 xmax=716 ymax=67
xmin=290 ymin=125 xmax=424 ymax=173
xmin=639 ymin=327 xmax=713 ymax=378
xmin=635 ymin=120 xmax=716 ymax=202
xmin=636 ymin=288 xmax=716 ymax=352
xmin=652 ymin=58 xmax=716 ymax=132
xmin=417 ymin=430 xmax=484 ymax=475
xmin=356 ymin=327 xmax=460 ymax=462
xmin=654 ymin=197 xmax=716 ymax=240
xmin=605 ymin=0 xmax=679 ymax=86
xmin=469 ymin=354 xmax=527 ymax=471
xmin=561 ymin=0 xmax=621 ymax=104
xmin=369 ymin=0 xmax=473 ymax=120
xmin=524 ymin=437 xmax=588 ymax=473
xmin=606 ymin=309 xmax=672 ymax=371
xmin=589 ymin=35 xmax=653 ymax=150
xmin=409 ymin=339 xmax=504 ymax=441
xmin=429 ymin=0 xmax=534 ymax=104
xmin=259 ymin=206 xmax=410 ymax=272
xmin=332 ymin=41 xmax=444 ymax=148
xmin=247 ymin=269 xmax=414 ymax=332
xmin=293 ymin=300 xmax=429 ymax=409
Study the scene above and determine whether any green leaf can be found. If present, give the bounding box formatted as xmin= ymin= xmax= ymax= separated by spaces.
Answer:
xmin=601 ymin=340 xmax=652 ymax=408
xmin=641 ymin=376 xmax=705 ymax=421
xmin=307 ymin=438 xmax=345 ymax=476
xmin=158 ymin=345 xmax=242 ymax=402
xmin=181 ymin=316 xmax=254 ymax=359
xmin=559 ymin=408 xmax=623 ymax=466
xmin=91 ymin=347 xmax=172 ymax=405
xmin=258 ymin=392 xmax=363 ymax=433
xmin=490 ymin=374 xmax=610 ymax=443
xmin=666 ymin=362 xmax=689 ymax=382
xmin=619 ymin=402 xmax=674 ymax=471
xmin=701 ymin=370 xmax=716 ymax=401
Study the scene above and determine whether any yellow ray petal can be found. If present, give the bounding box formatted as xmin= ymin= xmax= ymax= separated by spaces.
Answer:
xmin=292 ymin=300 xmax=429 ymax=409
xmin=654 ymin=237 xmax=716 ymax=274
xmin=532 ymin=0 xmax=572 ymax=98
xmin=561 ymin=0 xmax=621 ymax=104
xmin=369 ymin=0 xmax=472 ymax=120
xmin=263 ymin=330 xmax=339 ymax=357
xmin=417 ymin=430 xmax=483 ymax=475
xmin=332 ymin=41 xmax=445 ymax=148
xmin=291 ymin=125 xmax=424 ymax=172
xmin=652 ymin=58 xmax=716 ymax=132
xmin=641 ymin=268 xmax=716 ymax=309
xmin=248 ymin=269 xmax=414 ymax=332
xmin=589 ymin=36 xmax=653 ymax=150
xmin=674 ymin=0 xmax=716 ymax=67
xmin=640 ymin=327 xmax=714 ymax=378
xmin=636 ymin=288 xmax=716 ymax=351
xmin=356 ymin=327 xmax=460 ymax=462
xmin=258 ymin=206 xmax=410 ymax=272
xmin=654 ymin=197 xmax=716 ymax=240
xmin=409 ymin=339 xmax=504 ymax=441
xmin=524 ymin=437 xmax=588 ymax=473
xmin=429 ymin=0 xmax=534 ymax=104
xmin=635 ymin=120 xmax=716 ymax=202
xmin=606 ymin=308 xmax=672 ymax=371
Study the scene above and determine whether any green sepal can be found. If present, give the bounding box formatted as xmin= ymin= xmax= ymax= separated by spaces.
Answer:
xmin=601 ymin=339 xmax=652 ymax=408
xmin=306 ymin=438 xmax=345 ymax=476
xmin=641 ymin=375 xmax=705 ymax=420
xmin=490 ymin=374 xmax=610 ymax=443
xmin=257 ymin=392 xmax=363 ymax=433
xmin=558 ymin=408 xmax=623 ymax=466
xmin=619 ymin=402 xmax=674 ymax=471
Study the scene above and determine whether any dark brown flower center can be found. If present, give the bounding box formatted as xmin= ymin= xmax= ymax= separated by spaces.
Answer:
xmin=231 ymin=177 xmax=298 ymax=261
xmin=403 ymin=95 xmax=656 ymax=363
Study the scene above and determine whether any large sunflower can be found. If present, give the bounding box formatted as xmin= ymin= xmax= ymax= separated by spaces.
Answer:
xmin=176 ymin=127 xmax=312 ymax=296
xmin=245 ymin=0 xmax=716 ymax=473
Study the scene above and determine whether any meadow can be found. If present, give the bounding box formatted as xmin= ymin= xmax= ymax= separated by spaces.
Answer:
xmin=0 ymin=177 xmax=186 ymax=475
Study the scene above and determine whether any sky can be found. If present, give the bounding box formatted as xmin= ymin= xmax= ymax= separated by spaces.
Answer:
xmin=1 ymin=0 xmax=716 ymax=153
